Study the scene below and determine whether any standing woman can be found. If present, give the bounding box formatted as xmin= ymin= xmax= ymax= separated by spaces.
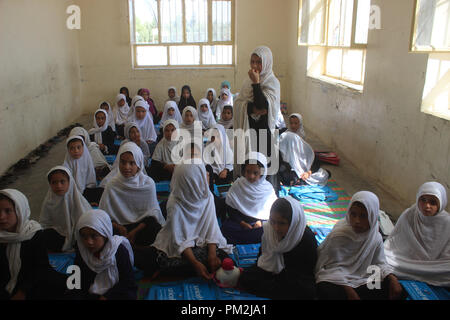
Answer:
xmin=233 ymin=46 xmax=280 ymax=189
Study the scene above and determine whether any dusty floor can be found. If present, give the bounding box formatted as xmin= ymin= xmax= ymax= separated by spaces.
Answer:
xmin=2 ymin=113 xmax=408 ymax=222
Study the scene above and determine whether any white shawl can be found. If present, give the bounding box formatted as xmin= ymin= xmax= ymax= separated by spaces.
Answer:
xmin=69 ymin=127 xmax=111 ymax=169
xmin=123 ymin=122 xmax=151 ymax=164
xmin=215 ymin=88 xmax=234 ymax=120
xmin=152 ymin=119 xmax=180 ymax=164
xmin=63 ymin=135 xmax=97 ymax=193
xmin=99 ymin=142 xmax=165 ymax=226
xmin=161 ymin=100 xmax=183 ymax=124
xmin=113 ymin=94 xmax=130 ymax=126
xmin=203 ymin=124 xmax=234 ymax=175
xmin=288 ymin=113 xmax=306 ymax=139
xmin=205 ymin=88 xmax=218 ymax=114
xmin=384 ymin=182 xmax=450 ymax=286
xmin=279 ymin=131 xmax=329 ymax=186
xmin=257 ymin=196 xmax=307 ymax=274
xmin=99 ymin=101 xmax=116 ymax=132
xmin=180 ymin=106 xmax=202 ymax=137
xmin=39 ymin=166 xmax=91 ymax=252
xmin=225 ymin=152 xmax=277 ymax=220
xmin=128 ymin=95 xmax=145 ymax=119
xmin=130 ymin=100 xmax=157 ymax=142
xmin=75 ymin=209 xmax=134 ymax=296
xmin=152 ymin=164 xmax=232 ymax=257
xmin=197 ymin=98 xmax=217 ymax=130
xmin=315 ymin=191 xmax=393 ymax=288
xmin=88 ymin=109 xmax=109 ymax=145
xmin=0 ymin=189 xmax=42 ymax=294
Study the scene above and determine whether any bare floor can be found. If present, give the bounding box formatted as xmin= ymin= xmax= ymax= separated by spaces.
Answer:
xmin=2 ymin=113 xmax=408 ymax=222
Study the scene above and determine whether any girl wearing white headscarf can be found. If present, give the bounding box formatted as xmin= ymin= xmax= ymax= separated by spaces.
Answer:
xmin=239 ymin=196 xmax=318 ymax=300
xmin=288 ymin=113 xmax=306 ymax=139
xmin=180 ymin=106 xmax=202 ymax=138
xmin=166 ymin=86 xmax=180 ymax=105
xmin=221 ymin=152 xmax=278 ymax=245
xmin=99 ymin=142 xmax=164 ymax=247
xmin=130 ymin=100 xmax=157 ymax=143
xmin=215 ymin=87 xmax=234 ymax=120
xmin=88 ymin=109 xmax=117 ymax=155
xmin=0 ymin=189 xmax=67 ymax=300
xmin=316 ymin=191 xmax=404 ymax=300
xmin=148 ymin=119 xmax=181 ymax=182
xmin=205 ymin=88 xmax=218 ymax=114
xmin=160 ymin=100 xmax=183 ymax=124
xmin=384 ymin=182 xmax=450 ymax=287
xmin=99 ymin=101 xmax=116 ymax=132
xmin=122 ymin=122 xmax=151 ymax=166
xmin=127 ymin=95 xmax=145 ymax=119
xmin=278 ymin=131 xmax=329 ymax=187
xmin=71 ymin=209 xmax=137 ymax=300
xmin=113 ymin=94 xmax=130 ymax=137
xmin=197 ymin=98 xmax=217 ymax=130
xmin=39 ymin=166 xmax=91 ymax=252
xmin=149 ymin=164 xmax=232 ymax=280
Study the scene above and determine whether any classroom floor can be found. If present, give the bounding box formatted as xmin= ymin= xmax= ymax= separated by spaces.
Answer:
xmin=1 ymin=113 xmax=409 ymax=222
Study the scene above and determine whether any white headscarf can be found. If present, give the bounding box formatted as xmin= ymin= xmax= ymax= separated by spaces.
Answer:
xmin=75 ymin=209 xmax=134 ymax=296
xmin=161 ymin=101 xmax=182 ymax=124
xmin=128 ymin=95 xmax=145 ymax=119
xmin=88 ymin=109 xmax=109 ymax=145
xmin=315 ymin=191 xmax=392 ymax=288
xmin=215 ymin=88 xmax=234 ymax=120
xmin=39 ymin=166 xmax=91 ymax=252
xmin=217 ymin=105 xmax=233 ymax=129
xmin=204 ymin=124 xmax=234 ymax=175
xmin=99 ymin=101 xmax=116 ymax=132
xmin=152 ymin=164 xmax=232 ymax=257
xmin=234 ymin=46 xmax=280 ymax=132
xmin=180 ymin=106 xmax=201 ymax=136
xmin=257 ymin=196 xmax=307 ymax=274
xmin=166 ymin=86 xmax=180 ymax=104
xmin=113 ymin=94 xmax=130 ymax=126
xmin=279 ymin=131 xmax=329 ymax=186
xmin=63 ymin=135 xmax=97 ymax=193
xmin=0 ymin=189 xmax=42 ymax=294
xmin=69 ymin=127 xmax=111 ymax=170
xmin=384 ymin=182 xmax=450 ymax=286
xmin=225 ymin=152 xmax=278 ymax=220
xmin=99 ymin=142 xmax=165 ymax=226
xmin=152 ymin=120 xmax=180 ymax=165
xmin=197 ymin=98 xmax=217 ymax=130
xmin=205 ymin=88 xmax=218 ymax=114
xmin=123 ymin=122 xmax=151 ymax=164
xmin=131 ymin=100 xmax=157 ymax=142
xmin=288 ymin=113 xmax=306 ymax=139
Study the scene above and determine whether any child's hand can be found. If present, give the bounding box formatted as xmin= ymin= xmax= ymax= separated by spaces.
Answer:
xmin=115 ymin=224 xmax=128 ymax=237
xmin=248 ymin=69 xmax=260 ymax=84
xmin=344 ymin=286 xmax=360 ymax=300
xmin=208 ymin=255 xmax=222 ymax=273
xmin=99 ymin=144 xmax=106 ymax=151
xmin=10 ymin=290 xmax=26 ymax=300
xmin=194 ymin=261 xmax=213 ymax=281
xmin=164 ymin=164 xmax=176 ymax=173
xmin=388 ymin=274 xmax=403 ymax=300
xmin=126 ymin=230 xmax=137 ymax=245
xmin=253 ymin=220 xmax=262 ymax=229
xmin=240 ymin=221 xmax=253 ymax=230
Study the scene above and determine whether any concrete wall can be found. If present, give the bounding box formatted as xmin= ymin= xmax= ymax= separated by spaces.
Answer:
xmin=285 ymin=0 xmax=450 ymax=210
xmin=75 ymin=0 xmax=291 ymax=113
xmin=0 ymin=0 xmax=82 ymax=175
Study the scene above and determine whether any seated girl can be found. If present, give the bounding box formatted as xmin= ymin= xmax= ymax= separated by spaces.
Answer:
xmin=99 ymin=142 xmax=165 ymax=248
xmin=99 ymin=101 xmax=116 ymax=133
xmin=148 ymin=120 xmax=180 ymax=182
xmin=129 ymin=100 xmax=158 ymax=155
xmin=161 ymin=100 xmax=183 ymax=125
xmin=138 ymin=88 xmax=159 ymax=124
xmin=178 ymin=85 xmax=196 ymax=114
xmin=205 ymin=88 xmax=218 ymax=115
xmin=39 ymin=166 xmax=91 ymax=253
xmin=287 ymin=113 xmax=306 ymax=139
xmin=166 ymin=86 xmax=180 ymax=105
xmin=315 ymin=191 xmax=405 ymax=300
xmin=217 ymin=105 xmax=233 ymax=130
xmin=278 ymin=131 xmax=330 ymax=187
xmin=119 ymin=87 xmax=132 ymax=106
xmin=180 ymin=106 xmax=202 ymax=138
xmin=135 ymin=164 xmax=232 ymax=280
xmin=113 ymin=93 xmax=130 ymax=138
xmin=239 ymin=196 xmax=318 ymax=300
xmin=123 ymin=122 xmax=151 ymax=167
xmin=197 ymin=98 xmax=217 ymax=131
xmin=0 ymin=189 xmax=67 ymax=300
xmin=204 ymin=124 xmax=234 ymax=185
xmin=69 ymin=209 xmax=137 ymax=300
xmin=88 ymin=109 xmax=117 ymax=155
xmin=221 ymin=152 xmax=278 ymax=245
xmin=63 ymin=135 xmax=103 ymax=205
xmin=384 ymin=182 xmax=450 ymax=288
xmin=215 ymin=87 xmax=233 ymax=120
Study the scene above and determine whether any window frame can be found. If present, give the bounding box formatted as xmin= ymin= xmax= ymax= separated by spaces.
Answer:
xmin=129 ymin=0 xmax=235 ymax=69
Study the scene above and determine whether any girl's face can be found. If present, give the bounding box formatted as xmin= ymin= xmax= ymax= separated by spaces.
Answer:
xmin=221 ymin=108 xmax=233 ymax=121
xmin=0 ymin=198 xmax=17 ymax=233
xmin=184 ymin=111 xmax=194 ymax=125
xmin=129 ymin=127 xmax=141 ymax=144
xmin=120 ymin=89 xmax=128 ymax=96
xmin=168 ymin=89 xmax=176 ymax=99
xmin=289 ymin=116 xmax=300 ymax=132
xmin=418 ymin=195 xmax=440 ymax=216
xmin=164 ymin=124 xmax=176 ymax=141
xmin=222 ymin=84 xmax=229 ymax=90
xmin=119 ymin=152 xmax=139 ymax=178
xmin=269 ymin=211 xmax=290 ymax=241
xmin=142 ymin=92 xmax=149 ymax=100
xmin=182 ymin=89 xmax=191 ymax=99
xmin=167 ymin=107 xmax=175 ymax=116
xmin=101 ymin=104 xmax=109 ymax=112
xmin=68 ymin=140 xmax=84 ymax=159
xmin=250 ymin=54 xmax=263 ymax=73
xmin=79 ymin=227 xmax=106 ymax=255
xmin=221 ymin=93 xmax=228 ymax=101
xmin=207 ymin=91 xmax=214 ymax=102
xmin=118 ymin=99 xmax=125 ymax=107
xmin=95 ymin=112 xmax=106 ymax=127
xmin=349 ymin=203 xmax=370 ymax=234
xmin=244 ymin=164 xmax=262 ymax=184
xmin=135 ymin=107 xmax=146 ymax=120
xmin=200 ymin=104 xmax=208 ymax=113
xmin=49 ymin=172 xmax=70 ymax=196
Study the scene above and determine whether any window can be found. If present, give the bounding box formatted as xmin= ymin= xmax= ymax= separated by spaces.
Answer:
xmin=298 ymin=0 xmax=372 ymax=89
xmin=129 ymin=0 xmax=234 ymax=68
xmin=411 ymin=0 xmax=450 ymax=120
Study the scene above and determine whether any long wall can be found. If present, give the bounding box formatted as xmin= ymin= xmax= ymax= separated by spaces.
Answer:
xmin=285 ymin=0 xmax=450 ymax=210
xmin=0 ymin=0 xmax=82 ymax=175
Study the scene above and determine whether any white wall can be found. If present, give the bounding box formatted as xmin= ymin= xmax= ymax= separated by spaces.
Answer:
xmin=0 ymin=0 xmax=82 ymax=175
xmin=285 ymin=0 xmax=450 ymax=210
